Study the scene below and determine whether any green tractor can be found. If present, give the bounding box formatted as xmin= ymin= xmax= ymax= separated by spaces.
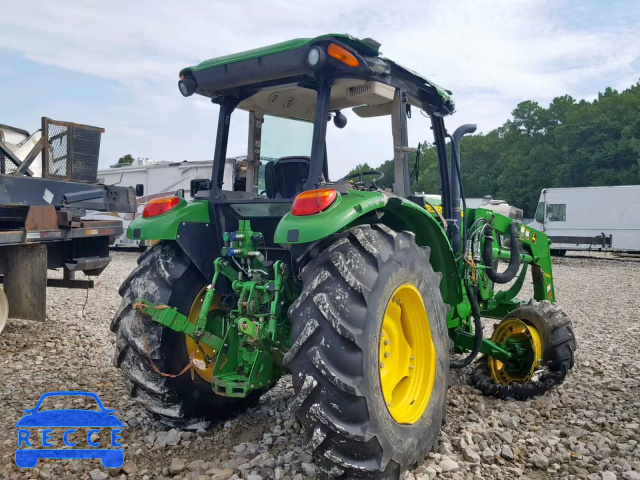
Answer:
xmin=111 ymin=34 xmax=576 ymax=478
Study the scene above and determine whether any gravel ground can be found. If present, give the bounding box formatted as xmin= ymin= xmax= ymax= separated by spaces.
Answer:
xmin=0 ymin=251 xmax=639 ymax=480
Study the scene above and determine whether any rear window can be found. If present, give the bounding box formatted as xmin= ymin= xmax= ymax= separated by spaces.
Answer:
xmin=546 ymin=204 xmax=566 ymax=222
xmin=229 ymin=203 xmax=291 ymax=218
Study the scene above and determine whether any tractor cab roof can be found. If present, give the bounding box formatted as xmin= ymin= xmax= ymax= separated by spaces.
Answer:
xmin=179 ymin=34 xmax=455 ymax=120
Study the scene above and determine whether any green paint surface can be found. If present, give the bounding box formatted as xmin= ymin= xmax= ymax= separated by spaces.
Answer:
xmin=126 ymin=199 xmax=209 ymax=240
xmin=180 ymin=34 xmax=379 ymax=76
xmin=274 ymin=190 xmax=386 ymax=244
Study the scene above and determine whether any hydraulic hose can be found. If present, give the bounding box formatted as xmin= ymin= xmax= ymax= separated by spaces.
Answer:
xmin=450 ymin=285 xmax=483 ymax=369
xmin=483 ymin=222 xmax=522 ymax=284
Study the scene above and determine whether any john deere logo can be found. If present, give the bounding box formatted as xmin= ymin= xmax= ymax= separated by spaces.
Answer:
xmin=15 ymin=391 xmax=124 ymax=468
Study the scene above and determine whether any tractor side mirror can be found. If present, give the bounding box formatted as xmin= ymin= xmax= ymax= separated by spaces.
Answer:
xmin=135 ymin=184 xmax=144 ymax=197
xmin=190 ymin=178 xmax=212 ymax=197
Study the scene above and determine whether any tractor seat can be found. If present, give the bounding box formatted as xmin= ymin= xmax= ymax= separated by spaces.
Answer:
xmin=264 ymin=156 xmax=310 ymax=199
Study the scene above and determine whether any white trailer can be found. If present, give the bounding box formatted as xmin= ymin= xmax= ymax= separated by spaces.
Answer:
xmin=529 ymin=185 xmax=640 ymax=253
xmin=93 ymin=159 xmax=215 ymax=247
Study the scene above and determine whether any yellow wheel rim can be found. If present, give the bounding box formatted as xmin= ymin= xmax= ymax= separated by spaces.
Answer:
xmin=379 ymin=284 xmax=436 ymax=424
xmin=488 ymin=318 xmax=543 ymax=385
xmin=185 ymin=287 xmax=221 ymax=383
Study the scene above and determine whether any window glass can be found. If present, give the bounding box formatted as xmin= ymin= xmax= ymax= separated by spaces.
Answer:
xmin=546 ymin=203 xmax=566 ymax=222
xmin=534 ymin=202 xmax=545 ymax=223
xmin=222 ymin=115 xmax=313 ymax=193
xmin=261 ymin=115 xmax=313 ymax=160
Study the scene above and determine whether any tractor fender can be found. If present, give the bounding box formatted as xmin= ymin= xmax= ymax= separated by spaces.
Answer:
xmin=382 ymin=197 xmax=462 ymax=306
xmin=275 ymin=191 xmax=462 ymax=306
xmin=126 ymin=199 xmax=210 ymax=241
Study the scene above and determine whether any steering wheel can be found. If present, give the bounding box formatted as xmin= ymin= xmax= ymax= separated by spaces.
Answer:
xmin=337 ymin=170 xmax=385 ymax=186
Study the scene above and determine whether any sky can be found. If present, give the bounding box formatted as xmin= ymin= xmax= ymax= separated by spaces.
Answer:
xmin=1 ymin=0 xmax=639 ymax=178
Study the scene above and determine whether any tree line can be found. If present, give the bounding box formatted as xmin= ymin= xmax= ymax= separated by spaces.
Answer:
xmin=349 ymin=81 xmax=640 ymax=216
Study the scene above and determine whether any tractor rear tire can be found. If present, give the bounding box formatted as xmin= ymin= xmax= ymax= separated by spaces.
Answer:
xmin=285 ymin=225 xmax=450 ymax=479
xmin=111 ymin=241 xmax=260 ymax=426
xmin=469 ymin=300 xmax=576 ymax=400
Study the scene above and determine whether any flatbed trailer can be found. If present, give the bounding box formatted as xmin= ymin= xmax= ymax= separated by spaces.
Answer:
xmin=0 ymin=118 xmax=136 ymax=329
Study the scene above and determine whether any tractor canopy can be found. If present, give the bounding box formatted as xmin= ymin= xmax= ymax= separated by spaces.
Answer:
xmin=178 ymin=34 xmax=455 ymax=117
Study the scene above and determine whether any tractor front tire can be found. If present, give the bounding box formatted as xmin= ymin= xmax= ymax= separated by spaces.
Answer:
xmin=469 ymin=300 xmax=576 ymax=400
xmin=286 ymin=225 xmax=450 ymax=479
xmin=111 ymin=241 xmax=259 ymax=426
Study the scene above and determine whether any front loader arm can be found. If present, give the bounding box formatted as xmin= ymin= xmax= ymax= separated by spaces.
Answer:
xmin=474 ymin=208 xmax=555 ymax=306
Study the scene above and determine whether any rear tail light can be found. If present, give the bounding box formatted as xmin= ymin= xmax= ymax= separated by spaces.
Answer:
xmin=291 ymin=189 xmax=337 ymax=216
xmin=142 ymin=196 xmax=181 ymax=218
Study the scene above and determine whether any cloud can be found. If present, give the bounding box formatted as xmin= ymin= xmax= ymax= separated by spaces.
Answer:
xmin=1 ymin=0 xmax=639 ymax=177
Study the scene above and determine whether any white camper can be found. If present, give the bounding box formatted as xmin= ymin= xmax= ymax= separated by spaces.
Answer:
xmin=92 ymin=156 xmax=264 ymax=247
xmin=529 ymin=186 xmax=640 ymax=253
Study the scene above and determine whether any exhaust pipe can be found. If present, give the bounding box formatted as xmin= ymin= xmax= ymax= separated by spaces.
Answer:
xmin=449 ymin=124 xmax=477 ymax=253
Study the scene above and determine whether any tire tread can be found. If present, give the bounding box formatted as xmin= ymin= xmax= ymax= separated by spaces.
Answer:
xmin=287 ymin=226 xmax=448 ymax=478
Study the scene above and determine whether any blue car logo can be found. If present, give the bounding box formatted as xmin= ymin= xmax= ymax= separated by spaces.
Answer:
xmin=15 ymin=391 xmax=124 ymax=468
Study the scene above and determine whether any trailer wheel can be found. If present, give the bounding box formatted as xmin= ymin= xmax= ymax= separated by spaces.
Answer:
xmin=286 ymin=225 xmax=449 ymax=478
xmin=111 ymin=241 xmax=260 ymax=426
xmin=0 ymin=287 xmax=8 ymax=335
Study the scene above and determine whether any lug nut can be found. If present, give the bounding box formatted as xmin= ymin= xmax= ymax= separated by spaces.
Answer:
xmin=384 ymin=352 xmax=390 ymax=358
xmin=384 ymin=339 xmax=390 ymax=345
xmin=379 ymin=362 xmax=385 ymax=369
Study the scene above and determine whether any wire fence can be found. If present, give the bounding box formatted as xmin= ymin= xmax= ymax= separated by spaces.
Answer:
xmin=0 ymin=153 xmax=19 ymax=174
xmin=43 ymin=119 xmax=103 ymax=182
